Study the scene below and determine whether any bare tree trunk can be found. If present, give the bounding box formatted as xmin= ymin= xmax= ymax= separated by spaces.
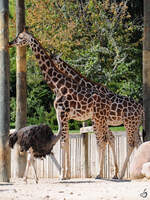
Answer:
xmin=143 ymin=0 xmax=150 ymax=141
xmin=0 ymin=0 xmax=11 ymax=182
xmin=14 ymin=0 xmax=27 ymax=178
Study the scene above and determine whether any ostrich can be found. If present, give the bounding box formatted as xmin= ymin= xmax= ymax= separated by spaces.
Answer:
xmin=9 ymin=124 xmax=61 ymax=183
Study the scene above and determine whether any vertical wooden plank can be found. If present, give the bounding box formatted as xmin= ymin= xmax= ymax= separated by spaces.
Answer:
xmin=91 ymin=133 xmax=96 ymax=177
xmin=82 ymin=133 xmax=89 ymax=178
xmin=76 ymin=136 xmax=81 ymax=178
xmin=14 ymin=0 xmax=27 ymax=178
xmin=72 ymin=136 xmax=75 ymax=178
xmin=79 ymin=136 xmax=81 ymax=177
xmin=0 ymin=0 xmax=10 ymax=182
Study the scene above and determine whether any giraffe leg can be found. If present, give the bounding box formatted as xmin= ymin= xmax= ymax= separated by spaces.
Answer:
xmin=107 ymin=130 xmax=119 ymax=179
xmin=56 ymin=108 xmax=70 ymax=180
xmin=61 ymin=136 xmax=70 ymax=180
xmin=92 ymin=119 xmax=108 ymax=179
xmin=96 ymin=142 xmax=107 ymax=179
xmin=119 ymin=144 xmax=134 ymax=179
xmin=119 ymin=123 xmax=141 ymax=179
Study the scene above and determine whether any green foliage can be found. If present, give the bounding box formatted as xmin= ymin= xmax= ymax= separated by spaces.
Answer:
xmin=24 ymin=0 xmax=142 ymax=100
xmin=10 ymin=97 xmax=16 ymax=126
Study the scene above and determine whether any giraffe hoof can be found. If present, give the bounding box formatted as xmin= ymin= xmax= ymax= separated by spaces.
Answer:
xmin=66 ymin=174 xmax=71 ymax=179
xmin=95 ymin=175 xmax=102 ymax=179
xmin=36 ymin=179 xmax=39 ymax=184
xmin=23 ymin=177 xmax=27 ymax=184
xmin=112 ymin=175 xmax=118 ymax=179
xmin=60 ymin=177 xmax=69 ymax=181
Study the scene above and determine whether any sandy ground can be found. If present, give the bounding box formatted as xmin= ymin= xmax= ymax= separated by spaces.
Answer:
xmin=0 ymin=178 xmax=150 ymax=200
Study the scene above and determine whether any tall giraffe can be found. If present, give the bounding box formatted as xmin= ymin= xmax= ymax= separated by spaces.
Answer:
xmin=51 ymin=54 xmax=143 ymax=179
xmin=9 ymin=30 xmax=119 ymax=179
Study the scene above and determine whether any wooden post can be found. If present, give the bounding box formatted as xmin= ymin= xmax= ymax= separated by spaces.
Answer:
xmin=83 ymin=133 xmax=89 ymax=178
xmin=14 ymin=0 xmax=27 ymax=177
xmin=0 ymin=0 xmax=11 ymax=182
xmin=143 ymin=0 xmax=150 ymax=141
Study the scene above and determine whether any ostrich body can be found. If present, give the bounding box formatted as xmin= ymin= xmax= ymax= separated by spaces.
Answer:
xmin=9 ymin=124 xmax=60 ymax=183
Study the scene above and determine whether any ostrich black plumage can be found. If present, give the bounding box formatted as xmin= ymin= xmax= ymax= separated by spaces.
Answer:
xmin=9 ymin=124 xmax=61 ymax=183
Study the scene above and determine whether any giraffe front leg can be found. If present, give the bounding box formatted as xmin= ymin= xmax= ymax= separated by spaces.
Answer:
xmin=61 ymin=136 xmax=70 ymax=180
xmin=96 ymin=140 xmax=107 ymax=179
xmin=56 ymin=108 xmax=70 ymax=180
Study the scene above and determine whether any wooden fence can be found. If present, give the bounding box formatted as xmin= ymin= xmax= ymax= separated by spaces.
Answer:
xmin=11 ymin=128 xmax=141 ymax=179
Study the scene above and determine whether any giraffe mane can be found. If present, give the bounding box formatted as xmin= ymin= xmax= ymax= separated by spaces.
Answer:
xmin=56 ymin=57 xmax=108 ymax=90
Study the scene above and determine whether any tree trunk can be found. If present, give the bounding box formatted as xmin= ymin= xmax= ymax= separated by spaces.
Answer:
xmin=143 ymin=0 xmax=150 ymax=141
xmin=0 ymin=0 xmax=11 ymax=182
xmin=14 ymin=0 xmax=27 ymax=178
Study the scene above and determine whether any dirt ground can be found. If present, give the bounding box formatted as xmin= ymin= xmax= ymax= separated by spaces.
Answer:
xmin=0 ymin=178 xmax=150 ymax=200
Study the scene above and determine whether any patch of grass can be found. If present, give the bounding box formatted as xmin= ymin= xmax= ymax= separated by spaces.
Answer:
xmin=110 ymin=126 xmax=125 ymax=132
xmin=53 ymin=124 xmax=143 ymax=134
xmin=53 ymin=130 xmax=80 ymax=134
xmin=53 ymin=126 xmax=126 ymax=134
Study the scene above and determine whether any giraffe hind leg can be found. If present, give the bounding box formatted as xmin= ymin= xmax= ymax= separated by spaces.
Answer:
xmin=119 ymin=144 xmax=134 ymax=179
xmin=93 ymin=121 xmax=108 ymax=179
xmin=107 ymin=130 xmax=119 ymax=179
xmin=120 ymin=124 xmax=142 ymax=179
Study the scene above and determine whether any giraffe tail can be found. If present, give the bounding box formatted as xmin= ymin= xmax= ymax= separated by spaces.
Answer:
xmin=141 ymin=108 xmax=146 ymax=142
xmin=142 ymin=129 xmax=146 ymax=142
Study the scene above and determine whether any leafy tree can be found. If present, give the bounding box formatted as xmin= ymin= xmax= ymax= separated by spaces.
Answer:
xmin=25 ymin=0 xmax=142 ymax=99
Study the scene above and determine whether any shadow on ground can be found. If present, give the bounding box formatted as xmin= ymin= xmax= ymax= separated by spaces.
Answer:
xmin=56 ymin=178 xmax=131 ymax=184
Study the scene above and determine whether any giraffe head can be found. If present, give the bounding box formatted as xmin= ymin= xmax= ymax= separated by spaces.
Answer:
xmin=9 ymin=29 xmax=33 ymax=48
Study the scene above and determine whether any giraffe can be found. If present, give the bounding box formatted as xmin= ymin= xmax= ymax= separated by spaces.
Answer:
xmin=50 ymin=54 xmax=143 ymax=179
xmin=9 ymin=30 xmax=119 ymax=180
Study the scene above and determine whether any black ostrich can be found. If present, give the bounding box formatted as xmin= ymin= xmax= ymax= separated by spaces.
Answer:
xmin=9 ymin=124 xmax=61 ymax=183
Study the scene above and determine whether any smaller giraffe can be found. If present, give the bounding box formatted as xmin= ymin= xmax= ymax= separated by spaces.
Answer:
xmin=9 ymin=30 xmax=118 ymax=180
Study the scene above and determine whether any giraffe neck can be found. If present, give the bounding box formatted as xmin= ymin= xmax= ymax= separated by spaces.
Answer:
xmin=29 ymin=37 xmax=70 ymax=93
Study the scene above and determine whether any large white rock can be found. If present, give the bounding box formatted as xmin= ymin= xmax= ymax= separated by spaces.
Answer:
xmin=130 ymin=141 xmax=150 ymax=179
xmin=141 ymin=162 xmax=150 ymax=179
